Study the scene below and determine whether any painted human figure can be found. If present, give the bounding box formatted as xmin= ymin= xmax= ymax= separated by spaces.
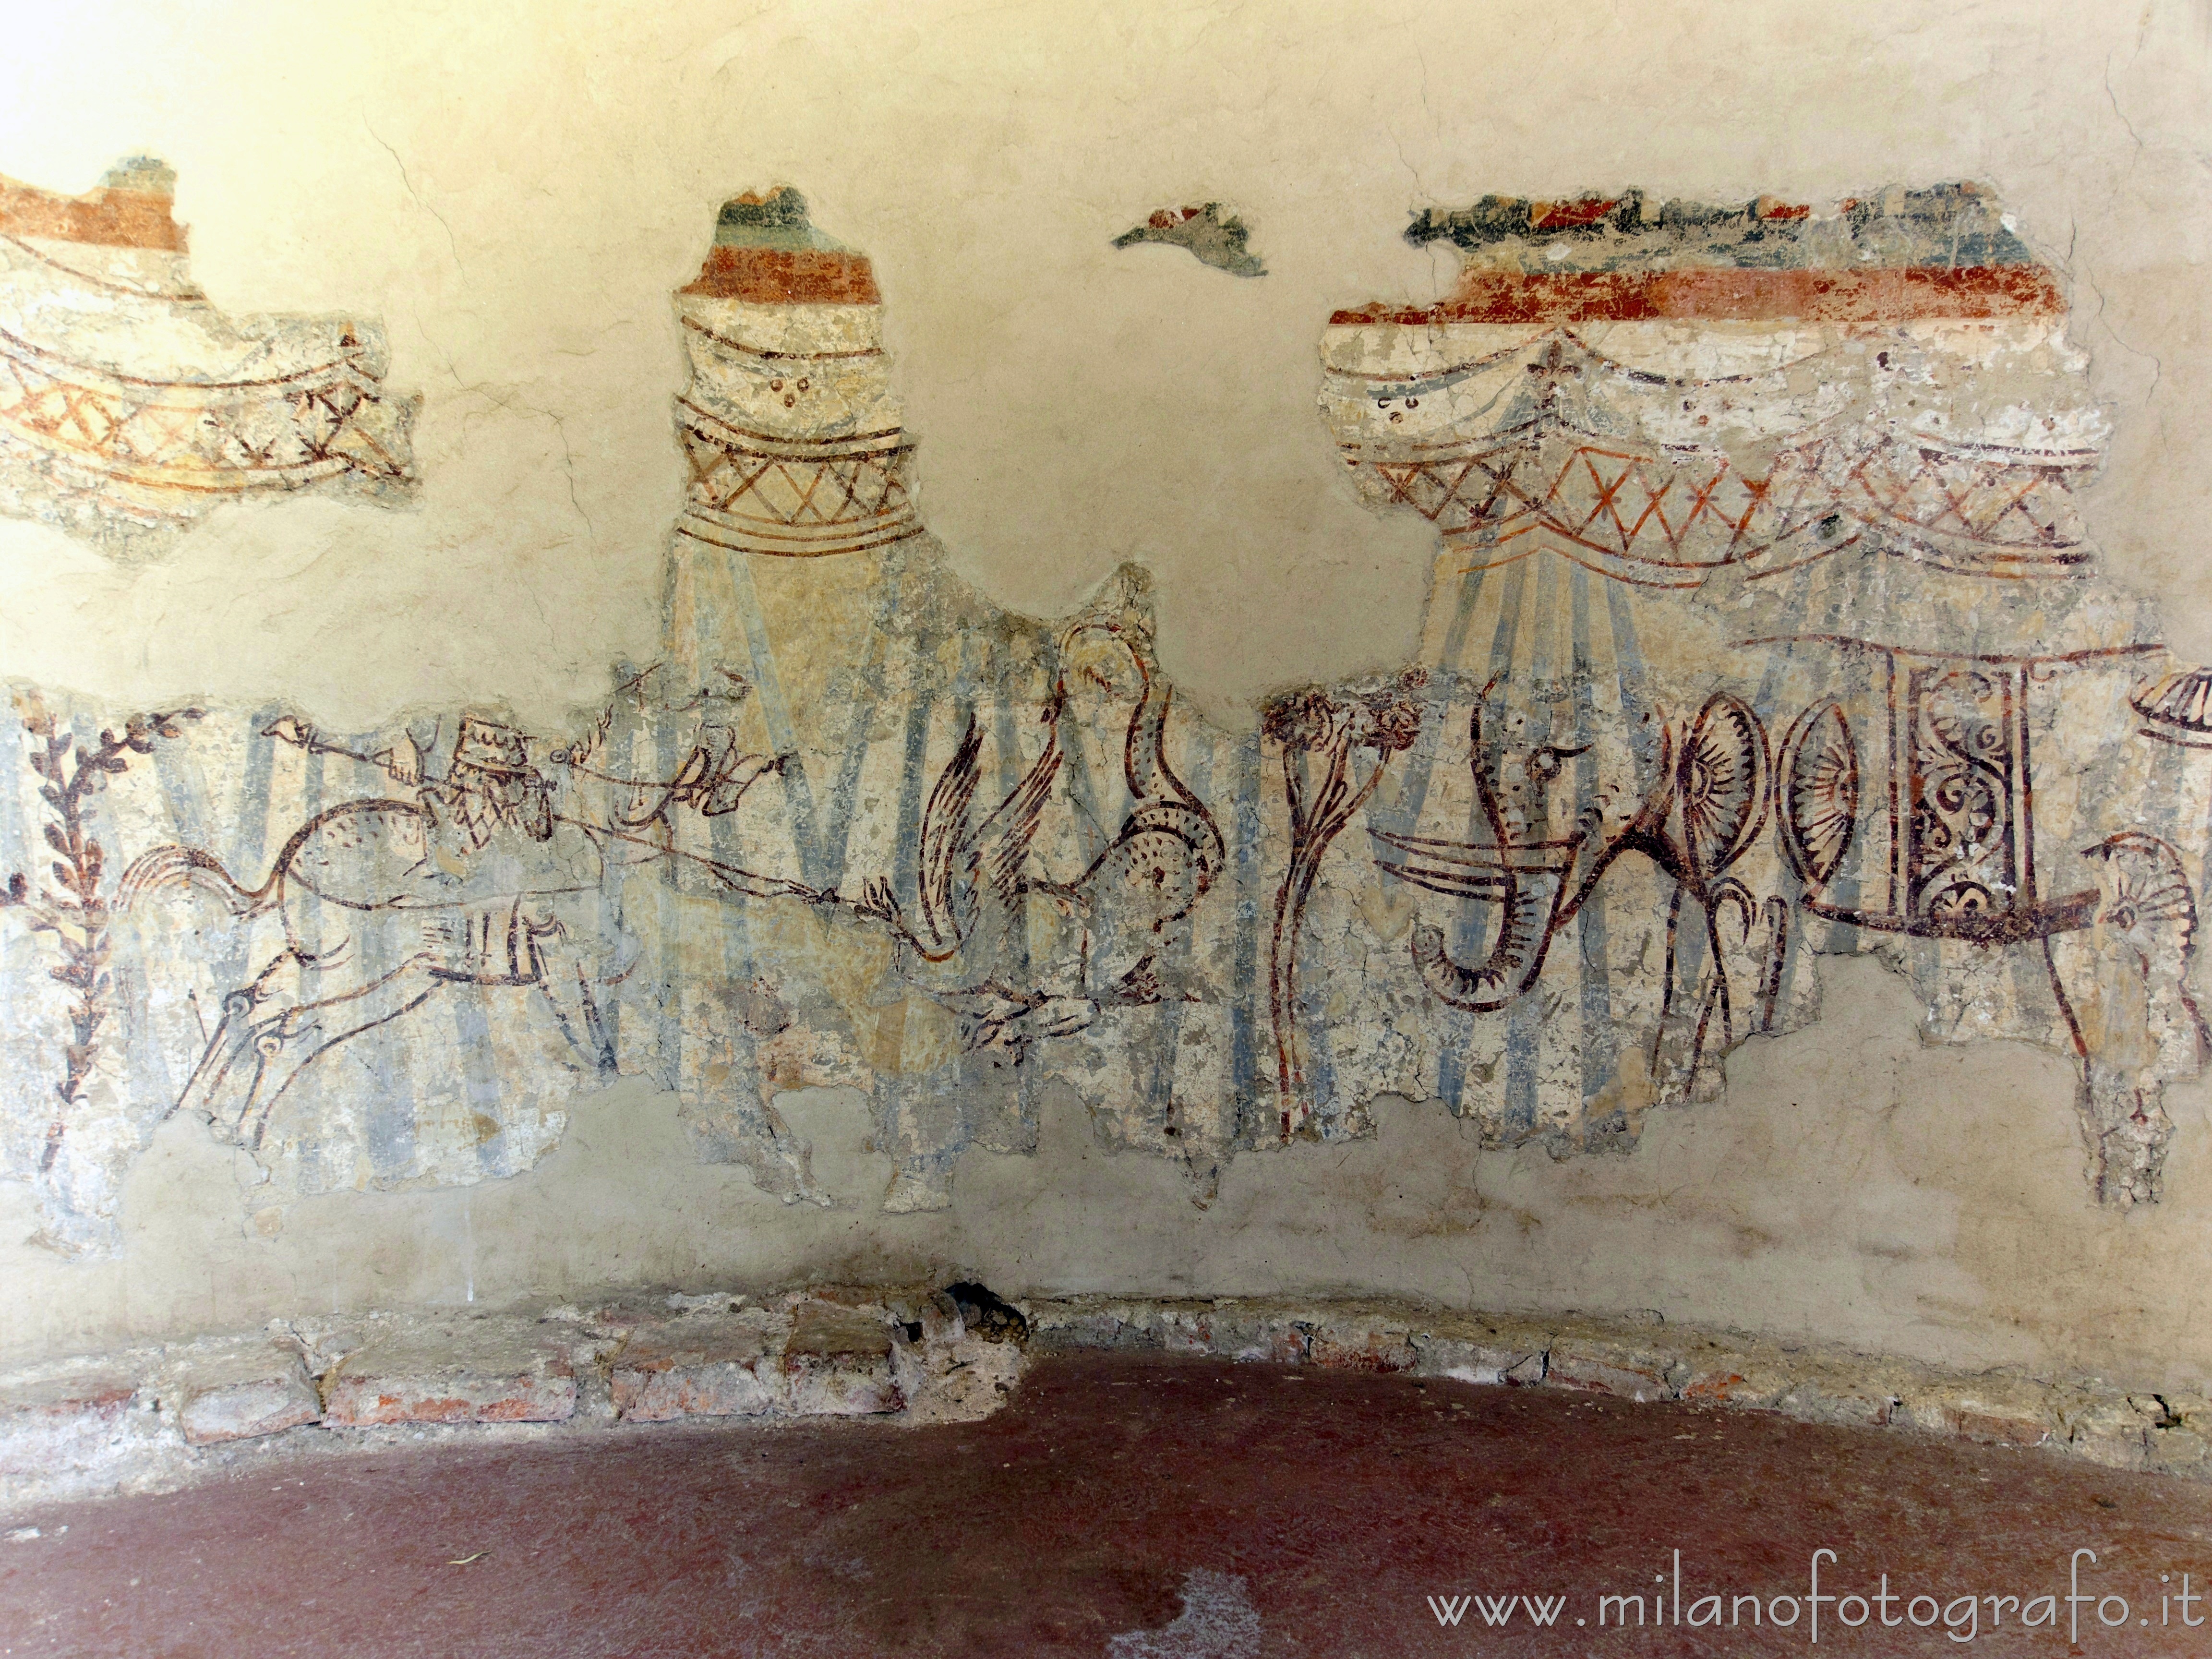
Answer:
xmin=123 ymin=713 xmax=627 ymax=1146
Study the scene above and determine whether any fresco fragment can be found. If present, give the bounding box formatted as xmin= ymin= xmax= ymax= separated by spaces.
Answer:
xmin=2 ymin=181 xmax=2201 ymax=1264
xmin=0 ymin=159 xmax=418 ymax=556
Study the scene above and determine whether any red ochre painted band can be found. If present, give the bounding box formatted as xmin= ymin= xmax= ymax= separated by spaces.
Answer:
xmin=1329 ymin=264 xmax=2063 ymax=326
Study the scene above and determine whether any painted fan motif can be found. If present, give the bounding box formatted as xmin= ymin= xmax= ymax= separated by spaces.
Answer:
xmin=1778 ymin=700 xmax=1861 ymax=889
xmin=2131 ymin=666 xmax=2212 ymax=748
xmin=1677 ymin=693 xmax=1769 ymax=882
xmin=2091 ymin=831 xmax=2199 ymax=950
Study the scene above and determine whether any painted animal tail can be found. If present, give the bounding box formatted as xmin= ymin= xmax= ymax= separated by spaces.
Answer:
xmin=116 ymin=845 xmax=275 ymax=917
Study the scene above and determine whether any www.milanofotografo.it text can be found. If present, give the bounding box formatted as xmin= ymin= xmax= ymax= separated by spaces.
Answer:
xmin=1426 ymin=1551 xmax=2205 ymax=1643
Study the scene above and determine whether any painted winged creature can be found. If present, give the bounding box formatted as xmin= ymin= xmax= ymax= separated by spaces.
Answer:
xmin=857 ymin=617 xmax=1222 ymax=1058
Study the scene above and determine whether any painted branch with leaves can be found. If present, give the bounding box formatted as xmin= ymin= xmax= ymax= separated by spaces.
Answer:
xmin=3 ymin=701 xmax=203 ymax=1171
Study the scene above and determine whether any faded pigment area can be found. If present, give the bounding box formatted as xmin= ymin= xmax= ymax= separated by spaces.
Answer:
xmin=2 ymin=0 xmax=2212 ymax=1394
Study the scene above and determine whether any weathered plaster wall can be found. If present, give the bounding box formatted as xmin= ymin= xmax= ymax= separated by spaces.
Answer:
xmin=5 ymin=959 xmax=2210 ymax=1392
xmin=3 ymin=0 xmax=2212 ymax=1389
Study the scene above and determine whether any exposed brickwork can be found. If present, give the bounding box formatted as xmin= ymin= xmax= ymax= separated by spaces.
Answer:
xmin=15 ymin=1347 xmax=2212 ymax=1657
xmin=0 ymin=1375 xmax=147 ymax=1478
xmin=781 ymin=1299 xmax=903 ymax=1416
xmin=1027 ymin=1296 xmax=2212 ymax=1480
xmin=160 ymin=1335 xmax=322 ymax=1447
xmin=176 ymin=1379 xmax=320 ymax=1446
xmin=609 ymin=1311 xmax=781 ymax=1422
xmin=4 ymin=1290 xmax=2207 ymax=1512
xmin=319 ymin=1317 xmax=582 ymax=1427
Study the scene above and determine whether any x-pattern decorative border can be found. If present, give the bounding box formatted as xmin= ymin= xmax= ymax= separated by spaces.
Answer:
xmin=1363 ymin=422 xmax=2081 ymax=569
xmin=690 ymin=442 xmax=911 ymax=526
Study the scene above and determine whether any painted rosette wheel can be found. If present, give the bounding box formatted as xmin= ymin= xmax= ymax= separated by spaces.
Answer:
xmin=1778 ymin=699 xmax=1861 ymax=890
xmin=1678 ymin=693 xmax=1769 ymax=881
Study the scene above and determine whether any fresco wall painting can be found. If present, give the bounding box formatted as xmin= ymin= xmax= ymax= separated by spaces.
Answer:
xmin=1 ymin=170 xmax=2203 ymax=1266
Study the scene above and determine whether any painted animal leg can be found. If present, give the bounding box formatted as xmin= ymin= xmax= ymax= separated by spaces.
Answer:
xmin=1683 ymin=899 xmax=1736 ymax=1089
xmin=1653 ymin=884 xmax=1755 ymax=1100
xmin=1756 ymin=894 xmax=1791 ymax=1033
xmin=527 ymin=898 xmax=636 ymax=1073
xmin=2048 ymin=834 xmax=2203 ymax=1207
xmin=1649 ymin=883 xmax=1685 ymax=1083
xmin=537 ymin=956 xmax=617 ymax=1073
xmin=174 ymin=987 xmax=268 ymax=1130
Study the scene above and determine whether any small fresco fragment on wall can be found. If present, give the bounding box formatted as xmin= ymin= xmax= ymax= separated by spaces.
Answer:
xmin=1112 ymin=204 xmax=1266 ymax=277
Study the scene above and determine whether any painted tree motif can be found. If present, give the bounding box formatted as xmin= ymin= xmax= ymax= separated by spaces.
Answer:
xmin=1262 ymin=672 xmax=1423 ymax=1139
xmin=3 ymin=698 xmax=201 ymax=1169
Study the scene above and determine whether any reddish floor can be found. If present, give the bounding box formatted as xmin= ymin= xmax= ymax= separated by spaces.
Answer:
xmin=3 ymin=1351 xmax=2210 ymax=1656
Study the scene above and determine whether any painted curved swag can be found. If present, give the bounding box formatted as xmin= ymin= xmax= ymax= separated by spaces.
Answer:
xmin=0 ymin=159 xmax=417 ymax=556
xmin=2 ymin=180 xmax=2205 ymax=1259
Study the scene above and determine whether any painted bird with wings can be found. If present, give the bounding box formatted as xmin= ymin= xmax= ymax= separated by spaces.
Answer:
xmin=854 ymin=691 xmax=1100 ymax=1058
